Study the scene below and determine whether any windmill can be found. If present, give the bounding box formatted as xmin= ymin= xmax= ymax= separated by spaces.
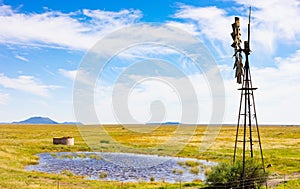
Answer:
xmin=231 ymin=7 xmax=267 ymax=188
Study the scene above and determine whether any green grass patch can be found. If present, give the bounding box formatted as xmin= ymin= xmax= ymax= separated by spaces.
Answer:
xmin=184 ymin=160 xmax=200 ymax=167
xmin=276 ymin=179 xmax=300 ymax=189
xmin=89 ymin=153 xmax=102 ymax=160
xmin=99 ymin=172 xmax=108 ymax=179
xmin=100 ymin=140 xmax=110 ymax=144
xmin=190 ymin=167 xmax=199 ymax=175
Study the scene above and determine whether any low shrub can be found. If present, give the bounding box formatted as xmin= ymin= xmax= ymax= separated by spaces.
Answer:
xmin=206 ymin=159 xmax=269 ymax=188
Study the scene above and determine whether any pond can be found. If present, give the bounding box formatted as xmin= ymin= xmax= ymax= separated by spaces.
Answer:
xmin=26 ymin=152 xmax=216 ymax=183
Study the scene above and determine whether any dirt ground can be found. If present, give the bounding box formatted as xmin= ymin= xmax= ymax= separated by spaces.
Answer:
xmin=267 ymin=172 xmax=300 ymax=188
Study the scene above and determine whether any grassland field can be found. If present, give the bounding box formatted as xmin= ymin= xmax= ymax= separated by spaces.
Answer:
xmin=0 ymin=124 xmax=299 ymax=188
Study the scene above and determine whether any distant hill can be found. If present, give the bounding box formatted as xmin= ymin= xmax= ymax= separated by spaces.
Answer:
xmin=147 ymin=122 xmax=181 ymax=125
xmin=162 ymin=122 xmax=181 ymax=125
xmin=62 ymin=122 xmax=82 ymax=125
xmin=13 ymin=116 xmax=58 ymax=124
xmin=11 ymin=116 xmax=83 ymax=125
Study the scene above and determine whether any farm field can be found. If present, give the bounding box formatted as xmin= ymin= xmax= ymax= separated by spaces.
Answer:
xmin=0 ymin=124 xmax=299 ymax=188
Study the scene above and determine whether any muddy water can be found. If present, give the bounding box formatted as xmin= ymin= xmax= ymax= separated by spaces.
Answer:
xmin=26 ymin=152 xmax=216 ymax=183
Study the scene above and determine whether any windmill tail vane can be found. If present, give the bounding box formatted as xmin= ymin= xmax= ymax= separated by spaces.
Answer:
xmin=233 ymin=52 xmax=243 ymax=84
xmin=231 ymin=16 xmax=243 ymax=84
xmin=231 ymin=7 xmax=251 ymax=84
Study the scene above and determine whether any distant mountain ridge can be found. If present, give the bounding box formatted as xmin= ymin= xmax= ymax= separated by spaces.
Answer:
xmin=12 ymin=116 xmax=81 ymax=125
xmin=61 ymin=121 xmax=82 ymax=125
xmin=146 ymin=121 xmax=181 ymax=125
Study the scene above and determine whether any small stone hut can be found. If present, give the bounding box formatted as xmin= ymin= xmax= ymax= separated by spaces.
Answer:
xmin=53 ymin=137 xmax=74 ymax=145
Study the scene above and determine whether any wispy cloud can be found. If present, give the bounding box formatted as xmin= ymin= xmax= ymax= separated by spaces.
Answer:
xmin=0 ymin=74 xmax=60 ymax=97
xmin=15 ymin=54 xmax=29 ymax=62
xmin=172 ymin=5 xmax=232 ymax=57
xmin=165 ymin=21 xmax=199 ymax=36
xmin=82 ymin=9 xmax=142 ymax=31
xmin=0 ymin=5 xmax=142 ymax=50
xmin=173 ymin=5 xmax=230 ymax=41
xmin=59 ymin=68 xmax=95 ymax=88
xmin=59 ymin=69 xmax=77 ymax=80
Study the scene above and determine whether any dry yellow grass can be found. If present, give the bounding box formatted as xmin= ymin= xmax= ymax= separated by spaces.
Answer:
xmin=0 ymin=124 xmax=299 ymax=188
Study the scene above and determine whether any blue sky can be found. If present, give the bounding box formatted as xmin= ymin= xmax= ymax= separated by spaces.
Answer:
xmin=0 ymin=0 xmax=300 ymax=124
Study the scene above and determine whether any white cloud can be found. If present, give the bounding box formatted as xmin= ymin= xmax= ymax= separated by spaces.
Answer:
xmin=0 ymin=5 xmax=13 ymax=15
xmin=82 ymin=9 xmax=142 ymax=30
xmin=15 ymin=54 xmax=29 ymax=62
xmin=59 ymin=68 xmax=95 ymax=88
xmin=74 ymin=48 xmax=300 ymax=125
xmin=252 ymin=50 xmax=300 ymax=124
xmin=0 ymin=92 xmax=9 ymax=104
xmin=174 ymin=5 xmax=230 ymax=41
xmin=2 ymin=2 xmax=300 ymax=125
xmin=172 ymin=5 xmax=232 ymax=57
xmin=0 ymin=5 xmax=142 ymax=50
xmin=237 ymin=0 xmax=300 ymax=40
xmin=172 ymin=1 xmax=300 ymax=57
xmin=168 ymin=1 xmax=300 ymax=124
xmin=221 ymin=50 xmax=300 ymax=124
xmin=0 ymin=74 xmax=60 ymax=97
xmin=234 ymin=0 xmax=300 ymax=55
xmin=59 ymin=68 xmax=77 ymax=80
xmin=92 ymin=72 xmax=218 ymax=124
xmin=166 ymin=21 xmax=199 ymax=36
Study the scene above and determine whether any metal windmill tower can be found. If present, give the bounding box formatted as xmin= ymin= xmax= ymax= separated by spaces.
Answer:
xmin=230 ymin=7 xmax=267 ymax=188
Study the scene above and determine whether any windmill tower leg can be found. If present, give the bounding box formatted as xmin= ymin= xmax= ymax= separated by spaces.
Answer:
xmin=233 ymin=58 xmax=267 ymax=188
